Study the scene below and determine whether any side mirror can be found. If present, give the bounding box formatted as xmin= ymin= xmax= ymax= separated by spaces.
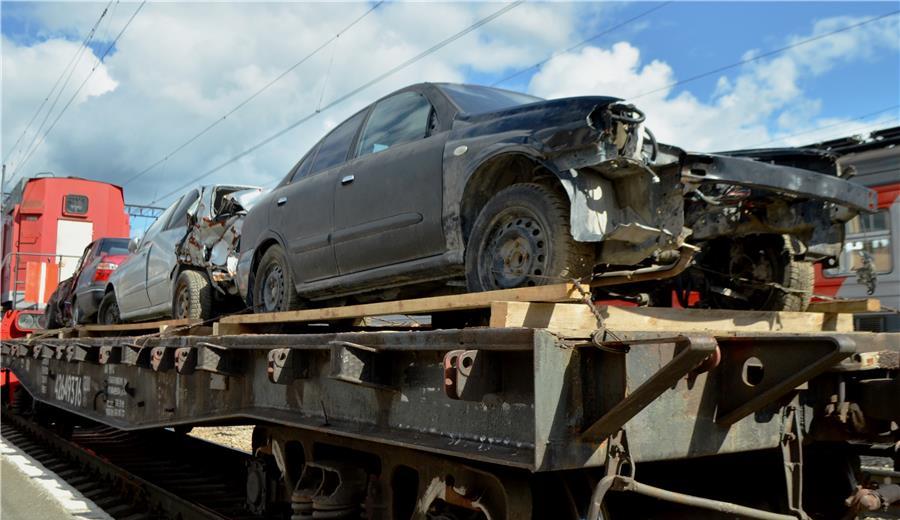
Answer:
xmin=128 ymin=237 xmax=140 ymax=253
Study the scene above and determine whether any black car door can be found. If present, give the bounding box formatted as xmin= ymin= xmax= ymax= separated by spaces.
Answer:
xmin=333 ymin=90 xmax=447 ymax=274
xmin=270 ymin=109 xmax=367 ymax=284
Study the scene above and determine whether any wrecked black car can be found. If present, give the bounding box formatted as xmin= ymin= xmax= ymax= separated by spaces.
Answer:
xmin=236 ymin=82 xmax=875 ymax=313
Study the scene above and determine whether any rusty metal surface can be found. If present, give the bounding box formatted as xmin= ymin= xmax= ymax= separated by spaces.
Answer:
xmin=2 ymin=327 xmax=895 ymax=473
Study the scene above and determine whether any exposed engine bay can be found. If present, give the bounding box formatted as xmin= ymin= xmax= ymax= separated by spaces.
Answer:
xmin=554 ymin=103 xmax=876 ymax=311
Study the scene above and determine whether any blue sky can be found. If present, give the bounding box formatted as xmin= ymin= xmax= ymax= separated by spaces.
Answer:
xmin=2 ymin=1 xmax=898 ymax=208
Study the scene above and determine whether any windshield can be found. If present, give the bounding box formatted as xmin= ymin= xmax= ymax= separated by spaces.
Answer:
xmin=438 ymin=84 xmax=542 ymax=114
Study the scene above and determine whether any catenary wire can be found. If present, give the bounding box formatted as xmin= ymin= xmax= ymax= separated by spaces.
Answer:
xmin=10 ymin=1 xmax=147 ymax=181
xmin=490 ymin=1 xmax=672 ymax=87
xmin=625 ymin=10 xmax=899 ymax=102
xmin=120 ymin=1 xmax=384 ymax=188
xmin=743 ymin=105 xmax=900 ymax=148
xmin=149 ymin=0 xmax=524 ymax=205
xmin=3 ymin=1 xmax=114 ymax=175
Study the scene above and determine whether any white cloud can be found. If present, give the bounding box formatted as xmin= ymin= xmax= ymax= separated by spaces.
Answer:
xmin=528 ymin=14 xmax=900 ymax=151
xmin=2 ymin=4 xmax=897 ymax=210
xmin=2 ymin=36 xmax=117 ymax=165
xmin=2 ymin=1 xmax=591 ymax=205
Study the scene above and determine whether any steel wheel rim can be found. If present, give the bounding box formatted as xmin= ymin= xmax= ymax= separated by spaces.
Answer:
xmin=104 ymin=300 xmax=119 ymax=324
xmin=479 ymin=210 xmax=548 ymax=290
xmin=174 ymin=283 xmax=191 ymax=319
xmin=262 ymin=265 xmax=285 ymax=312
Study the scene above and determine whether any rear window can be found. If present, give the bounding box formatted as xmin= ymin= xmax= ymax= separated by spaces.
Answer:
xmin=439 ymin=84 xmax=542 ymax=114
xmin=98 ymin=239 xmax=131 ymax=256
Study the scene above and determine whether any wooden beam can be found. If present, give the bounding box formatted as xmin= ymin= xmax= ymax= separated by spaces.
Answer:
xmin=807 ymin=298 xmax=881 ymax=314
xmin=77 ymin=319 xmax=200 ymax=337
xmin=218 ymin=283 xmax=588 ymax=327
xmin=490 ymin=302 xmax=855 ymax=336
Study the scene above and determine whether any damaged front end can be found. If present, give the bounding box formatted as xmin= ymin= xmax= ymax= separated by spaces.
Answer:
xmin=543 ymin=102 xmax=876 ymax=310
xmin=177 ymin=187 xmax=264 ymax=296
xmin=552 ymin=103 xmax=686 ymax=268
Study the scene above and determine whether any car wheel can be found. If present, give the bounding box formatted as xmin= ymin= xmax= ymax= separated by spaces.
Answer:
xmin=97 ymin=292 xmax=121 ymax=325
xmin=702 ymin=235 xmax=814 ymax=311
xmin=173 ymin=270 xmax=214 ymax=320
xmin=253 ymin=245 xmax=299 ymax=313
xmin=465 ymin=182 xmax=596 ymax=292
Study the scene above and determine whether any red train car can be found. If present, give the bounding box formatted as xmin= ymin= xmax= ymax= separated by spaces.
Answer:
xmin=812 ymin=126 xmax=900 ymax=332
xmin=1 ymin=175 xmax=129 ymax=337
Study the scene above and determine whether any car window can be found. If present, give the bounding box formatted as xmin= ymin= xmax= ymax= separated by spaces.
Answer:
xmin=143 ymin=196 xmax=182 ymax=243
xmin=357 ymin=92 xmax=432 ymax=158
xmin=98 ymin=239 xmax=131 ymax=256
xmin=165 ymin=189 xmax=200 ymax=231
xmin=289 ymin=143 xmax=320 ymax=183
xmin=310 ymin=110 xmax=367 ymax=175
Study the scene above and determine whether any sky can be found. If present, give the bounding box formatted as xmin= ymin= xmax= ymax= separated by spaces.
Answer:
xmin=2 ymin=1 xmax=898 ymax=212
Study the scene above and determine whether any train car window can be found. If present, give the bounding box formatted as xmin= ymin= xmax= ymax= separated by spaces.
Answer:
xmin=825 ymin=209 xmax=893 ymax=276
xmin=64 ymin=194 xmax=89 ymax=215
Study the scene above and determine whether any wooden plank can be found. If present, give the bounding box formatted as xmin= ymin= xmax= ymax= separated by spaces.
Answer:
xmin=807 ymin=298 xmax=881 ymax=314
xmin=218 ymin=283 xmax=588 ymax=326
xmin=76 ymin=319 xmax=201 ymax=337
xmin=490 ymin=302 xmax=855 ymax=336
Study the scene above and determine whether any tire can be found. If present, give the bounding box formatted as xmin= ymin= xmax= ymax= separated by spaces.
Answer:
xmin=704 ymin=235 xmax=814 ymax=311
xmin=97 ymin=291 xmax=121 ymax=325
xmin=172 ymin=270 xmax=214 ymax=320
xmin=465 ymin=182 xmax=595 ymax=292
xmin=253 ymin=245 xmax=299 ymax=313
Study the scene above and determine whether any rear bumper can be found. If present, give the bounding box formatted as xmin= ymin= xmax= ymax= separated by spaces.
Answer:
xmin=74 ymin=287 xmax=105 ymax=319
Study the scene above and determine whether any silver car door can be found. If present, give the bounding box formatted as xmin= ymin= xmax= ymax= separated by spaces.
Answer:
xmin=115 ymin=198 xmax=181 ymax=316
xmin=146 ymin=190 xmax=199 ymax=309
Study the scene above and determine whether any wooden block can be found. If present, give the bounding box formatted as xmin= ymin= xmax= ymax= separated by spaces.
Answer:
xmin=807 ymin=298 xmax=881 ymax=314
xmin=213 ymin=322 xmax=255 ymax=336
xmin=219 ymin=283 xmax=588 ymax=327
xmin=490 ymin=302 xmax=855 ymax=336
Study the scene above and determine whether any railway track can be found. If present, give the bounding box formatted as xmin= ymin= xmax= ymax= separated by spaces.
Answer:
xmin=1 ymin=404 xmax=259 ymax=520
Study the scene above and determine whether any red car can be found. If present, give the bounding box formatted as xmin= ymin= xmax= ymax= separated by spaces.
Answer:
xmin=44 ymin=237 xmax=130 ymax=327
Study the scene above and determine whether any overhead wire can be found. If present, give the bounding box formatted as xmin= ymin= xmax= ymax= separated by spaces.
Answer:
xmin=3 ymin=0 xmax=114 ymax=175
xmin=149 ymin=0 xmax=525 ymax=205
xmin=743 ymin=104 xmax=900 ymax=148
xmin=9 ymin=0 xmax=147 ymax=182
xmin=490 ymin=1 xmax=672 ymax=87
xmin=121 ymin=1 xmax=385 ymax=188
xmin=625 ymin=9 xmax=900 ymax=102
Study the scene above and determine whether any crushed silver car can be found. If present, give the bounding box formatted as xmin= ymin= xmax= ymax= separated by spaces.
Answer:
xmin=98 ymin=184 xmax=263 ymax=324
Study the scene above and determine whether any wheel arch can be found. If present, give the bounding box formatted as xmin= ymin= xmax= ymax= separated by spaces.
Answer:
xmin=459 ymin=150 xmax=568 ymax=245
xmin=246 ymin=235 xmax=286 ymax=306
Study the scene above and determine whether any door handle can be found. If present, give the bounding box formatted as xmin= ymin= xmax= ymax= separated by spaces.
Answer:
xmin=341 ymin=175 xmax=355 ymax=185
xmin=276 ymin=197 xmax=288 ymax=206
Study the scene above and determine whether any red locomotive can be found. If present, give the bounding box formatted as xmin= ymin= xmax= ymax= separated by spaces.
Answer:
xmin=1 ymin=174 xmax=129 ymax=338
